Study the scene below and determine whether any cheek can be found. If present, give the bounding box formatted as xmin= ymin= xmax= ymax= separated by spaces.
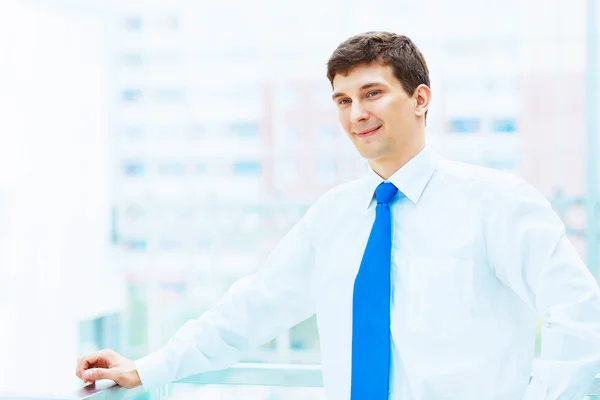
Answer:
xmin=338 ymin=111 xmax=352 ymax=133
xmin=377 ymin=98 xmax=405 ymax=121
xmin=363 ymin=104 xmax=385 ymax=123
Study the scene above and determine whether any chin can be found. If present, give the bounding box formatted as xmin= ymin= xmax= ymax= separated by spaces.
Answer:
xmin=353 ymin=144 xmax=378 ymax=158
xmin=359 ymin=151 xmax=384 ymax=162
xmin=357 ymin=143 xmax=380 ymax=155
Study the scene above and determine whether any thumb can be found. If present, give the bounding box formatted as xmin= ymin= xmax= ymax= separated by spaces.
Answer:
xmin=83 ymin=368 xmax=118 ymax=382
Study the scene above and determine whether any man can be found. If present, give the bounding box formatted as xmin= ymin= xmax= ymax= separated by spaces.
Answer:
xmin=76 ymin=32 xmax=600 ymax=399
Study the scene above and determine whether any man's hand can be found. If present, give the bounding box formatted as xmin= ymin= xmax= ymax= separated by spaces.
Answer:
xmin=75 ymin=348 xmax=142 ymax=389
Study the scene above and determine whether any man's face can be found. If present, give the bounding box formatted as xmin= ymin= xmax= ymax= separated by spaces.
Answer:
xmin=332 ymin=63 xmax=422 ymax=164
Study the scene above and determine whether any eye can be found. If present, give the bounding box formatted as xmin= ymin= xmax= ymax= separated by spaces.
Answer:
xmin=338 ymin=98 xmax=351 ymax=105
xmin=367 ymin=90 xmax=381 ymax=98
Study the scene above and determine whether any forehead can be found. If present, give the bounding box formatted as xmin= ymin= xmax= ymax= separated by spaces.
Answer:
xmin=332 ymin=63 xmax=399 ymax=93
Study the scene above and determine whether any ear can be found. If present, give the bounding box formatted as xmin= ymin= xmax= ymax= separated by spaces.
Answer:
xmin=413 ymin=84 xmax=431 ymax=118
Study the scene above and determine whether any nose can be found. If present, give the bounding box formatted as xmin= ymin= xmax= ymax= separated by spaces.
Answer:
xmin=350 ymin=101 xmax=369 ymax=124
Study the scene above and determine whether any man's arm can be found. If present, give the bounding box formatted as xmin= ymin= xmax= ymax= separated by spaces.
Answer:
xmin=134 ymin=214 xmax=317 ymax=391
xmin=486 ymin=181 xmax=600 ymax=399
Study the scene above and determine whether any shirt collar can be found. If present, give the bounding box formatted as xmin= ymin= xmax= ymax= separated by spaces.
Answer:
xmin=361 ymin=147 xmax=440 ymax=209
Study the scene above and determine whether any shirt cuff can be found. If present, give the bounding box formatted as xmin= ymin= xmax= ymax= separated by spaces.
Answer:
xmin=134 ymin=350 xmax=171 ymax=392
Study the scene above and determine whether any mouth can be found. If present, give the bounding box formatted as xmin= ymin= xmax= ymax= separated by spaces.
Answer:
xmin=355 ymin=126 xmax=381 ymax=138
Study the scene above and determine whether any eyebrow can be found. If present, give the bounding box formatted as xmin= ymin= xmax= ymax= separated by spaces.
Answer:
xmin=331 ymin=82 xmax=384 ymax=101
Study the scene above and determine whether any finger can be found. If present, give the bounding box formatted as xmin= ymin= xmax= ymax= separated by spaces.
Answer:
xmin=77 ymin=358 xmax=90 ymax=380
xmin=77 ymin=350 xmax=108 ymax=379
xmin=75 ymin=357 xmax=82 ymax=379
xmin=83 ymin=368 xmax=117 ymax=383
xmin=76 ymin=356 xmax=90 ymax=380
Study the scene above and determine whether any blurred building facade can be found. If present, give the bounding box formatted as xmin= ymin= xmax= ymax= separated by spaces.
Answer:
xmin=105 ymin=0 xmax=597 ymax=365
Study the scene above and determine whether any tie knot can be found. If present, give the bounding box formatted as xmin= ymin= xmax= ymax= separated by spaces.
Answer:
xmin=375 ymin=182 xmax=398 ymax=204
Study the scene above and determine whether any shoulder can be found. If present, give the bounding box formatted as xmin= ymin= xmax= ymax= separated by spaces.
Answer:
xmin=305 ymin=178 xmax=364 ymax=216
xmin=436 ymin=158 xmax=525 ymax=192
xmin=436 ymin=157 xmax=548 ymax=202
xmin=298 ymin=177 xmax=365 ymax=233
xmin=437 ymin=158 xmax=555 ymax=223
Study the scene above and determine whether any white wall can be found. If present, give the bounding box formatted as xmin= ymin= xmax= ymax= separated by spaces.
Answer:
xmin=0 ymin=1 xmax=124 ymax=394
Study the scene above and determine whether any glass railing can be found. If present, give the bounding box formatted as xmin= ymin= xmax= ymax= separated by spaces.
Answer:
xmin=1 ymin=363 xmax=600 ymax=399
xmin=149 ymin=363 xmax=324 ymax=400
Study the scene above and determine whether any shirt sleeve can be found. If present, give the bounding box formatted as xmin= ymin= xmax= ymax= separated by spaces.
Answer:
xmin=134 ymin=215 xmax=317 ymax=391
xmin=486 ymin=181 xmax=600 ymax=400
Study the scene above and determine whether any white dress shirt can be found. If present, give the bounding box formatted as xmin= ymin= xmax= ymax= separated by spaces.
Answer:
xmin=135 ymin=148 xmax=600 ymax=399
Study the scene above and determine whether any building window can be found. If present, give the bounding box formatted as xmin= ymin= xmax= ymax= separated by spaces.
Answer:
xmin=125 ymin=203 xmax=146 ymax=221
xmin=491 ymin=118 xmax=517 ymax=134
xmin=156 ymin=16 xmax=180 ymax=31
xmin=122 ymin=162 xmax=145 ymax=177
xmin=150 ymin=51 xmax=181 ymax=66
xmin=158 ymin=238 xmax=184 ymax=251
xmin=157 ymin=162 xmax=185 ymax=176
xmin=195 ymin=163 xmax=206 ymax=174
xmin=449 ymin=118 xmax=480 ymax=134
xmin=121 ymin=89 xmax=142 ymax=103
xmin=231 ymin=122 xmax=259 ymax=138
xmin=120 ymin=53 xmax=143 ymax=66
xmin=156 ymin=88 xmax=184 ymax=104
xmin=124 ymin=238 xmax=147 ymax=251
xmin=124 ymin=17 xmax=142 ymax=31
xmin=122 ymin=125 xmax=144 ymax=139
xmin=233 ymin=160 xmax=261 ymax=175
xmin=155 ymin=125 xmax=186 ymax=139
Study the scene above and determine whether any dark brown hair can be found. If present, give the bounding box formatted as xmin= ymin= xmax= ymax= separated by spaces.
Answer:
xmin=327 ymin=31 xmax=430 ymax=120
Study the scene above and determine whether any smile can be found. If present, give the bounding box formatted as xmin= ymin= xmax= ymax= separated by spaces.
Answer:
xmin=355 ymin=126 xmax=381 ymax=138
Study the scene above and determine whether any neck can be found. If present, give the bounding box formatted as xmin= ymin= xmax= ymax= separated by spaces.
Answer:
xmin=369 ymin=139 xmax=425 ymax=180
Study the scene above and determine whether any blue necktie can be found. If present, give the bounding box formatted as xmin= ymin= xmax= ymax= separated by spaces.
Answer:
xmin=351 ymin=182 xmax=399 ymax=399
